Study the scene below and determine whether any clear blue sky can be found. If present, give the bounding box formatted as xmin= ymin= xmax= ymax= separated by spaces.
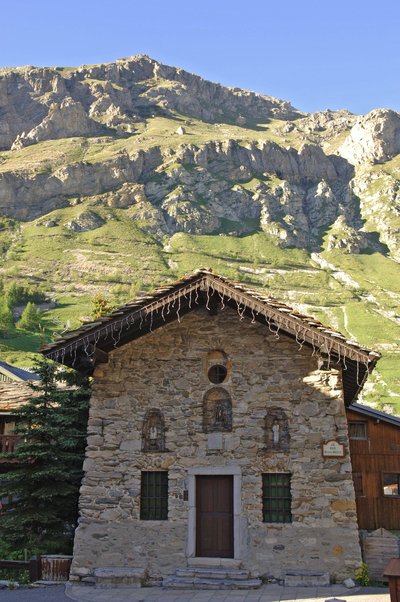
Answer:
xmin=2 ymin=0 xmax=399 ymax=115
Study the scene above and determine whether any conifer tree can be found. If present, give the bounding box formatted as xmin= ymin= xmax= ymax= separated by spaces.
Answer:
xmin=0 ymin=297 xmax=14 ymax=336
xmin=0 ymin=359 xmax=90 ymax=553
xmin=17 ymin=301 xmax=42 ymax=332
xmin=91 ymin=293 xmax=114 ymax=320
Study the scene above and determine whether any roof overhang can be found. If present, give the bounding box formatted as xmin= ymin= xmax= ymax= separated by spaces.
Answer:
xmin=41 ymin=270 xmax=380 ymax=405
xmin=348 ymin=403 xmax=400 ymax=427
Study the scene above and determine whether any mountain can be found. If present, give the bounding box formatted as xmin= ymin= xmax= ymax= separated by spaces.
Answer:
xmin=0 ymin=55 xmax=399 ymax=412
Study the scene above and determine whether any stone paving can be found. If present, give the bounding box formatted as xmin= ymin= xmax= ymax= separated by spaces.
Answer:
xmin=66 ymin=583 xmax=390 ymax=602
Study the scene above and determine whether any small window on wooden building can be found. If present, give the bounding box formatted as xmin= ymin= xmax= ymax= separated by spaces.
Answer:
xmin=383 ymin=474 xmax=400 ymax=497
xmin=140 ymin=471 xmax=168 ymax=520
xmin=353 ymin=472 xmax=364 ymax=497
xmin=262 ymin=473 xmax=292 ymax=523
xmin=348 ymin=422 xmax=367 ymax=440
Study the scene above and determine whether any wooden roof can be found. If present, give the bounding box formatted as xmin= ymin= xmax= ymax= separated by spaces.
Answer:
xmin=0 ymin=381 xmax=33 ymax=413
xmin=348 ymin=403 xmax=400 ymax=428
xmin=0 ymin=361 xmax=39 ymax=414
xmin=41 ymin=269 xmax=381 ymax=404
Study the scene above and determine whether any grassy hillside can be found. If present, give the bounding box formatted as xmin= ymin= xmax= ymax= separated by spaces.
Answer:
xmin=1 ymin=206 xmax=399 ymax=413
xmin=0 ymin=61 xmax=398 ymax=414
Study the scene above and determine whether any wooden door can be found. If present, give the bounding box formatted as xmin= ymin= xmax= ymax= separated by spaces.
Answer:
xmin=196 ymin=475 xmax=234 ymax=558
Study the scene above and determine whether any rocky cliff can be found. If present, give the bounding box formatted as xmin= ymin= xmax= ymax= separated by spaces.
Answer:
xmin=0 ymin=55 xmax=300 ymax=151
xmin=0 ymin=55 xmax=399 ymax=410
xmin=0 ymin=55 xmax=399 ymax=259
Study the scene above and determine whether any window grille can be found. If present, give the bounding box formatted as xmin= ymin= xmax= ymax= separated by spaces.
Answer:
xmin=140 ymin=471 xmax=168 ymax=520
xmin=348 ymin=422 xmax=367 ymax=440
xmin=262 ymin=473 xmax=292 ymax=523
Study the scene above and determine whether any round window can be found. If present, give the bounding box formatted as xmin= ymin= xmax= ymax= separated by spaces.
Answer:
xmin=208 ymin=364 xmax=227 ymax=384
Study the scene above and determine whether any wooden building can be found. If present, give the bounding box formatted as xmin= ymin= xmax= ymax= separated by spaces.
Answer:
xmin=0 ymin=360 xmax=40 ymax=507
xmin=42 ymin=270 xmax=382 ymax=588
xmin=0 ymin=361 xmax=39 ymax=453
xmin=346 ymin=403 xmax=400 ymax=530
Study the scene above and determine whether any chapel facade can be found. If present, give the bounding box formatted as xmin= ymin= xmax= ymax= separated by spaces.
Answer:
xmin=42 ymin=270 xmax=381 ymax=587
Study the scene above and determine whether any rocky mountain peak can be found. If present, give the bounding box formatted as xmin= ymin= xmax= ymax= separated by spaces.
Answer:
xmin=338 ymin=108 xmax=400 ymax=165
xmin=0 ymin=56 xmax=302 ymax=152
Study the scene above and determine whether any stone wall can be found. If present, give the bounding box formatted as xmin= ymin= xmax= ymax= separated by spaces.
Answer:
xmin=70 ymin=307 xmax=362 ymax=583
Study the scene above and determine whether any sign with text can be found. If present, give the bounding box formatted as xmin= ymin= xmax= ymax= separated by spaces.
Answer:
xmin=322 ymin=440 xmax=345 ymax=457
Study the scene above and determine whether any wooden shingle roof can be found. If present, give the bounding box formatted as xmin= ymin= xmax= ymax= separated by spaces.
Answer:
xmin=41 ymin=269 xmax=380 ymax=404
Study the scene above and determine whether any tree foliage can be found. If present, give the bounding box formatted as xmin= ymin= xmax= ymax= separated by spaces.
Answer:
xmin=17 ymin=301 xmax=43 ymax=332
xmin=6 ymin=282 xmax=47 ymax=308
xmin=0 ymin=297 xmax=14 ymax=336
xmin=0 ymin=359 xmax=90 ymax=553
xmin=91 ymin=293 xmax=115 ymax=320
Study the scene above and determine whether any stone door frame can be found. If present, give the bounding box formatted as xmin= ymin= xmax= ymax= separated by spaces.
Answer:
xmin=186 ymin=466 xmax=242 ymax=560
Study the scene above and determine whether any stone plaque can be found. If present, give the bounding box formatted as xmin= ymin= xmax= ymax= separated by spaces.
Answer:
xmin=322 ymin=440 xmax=344 ymax=457
xmin=207 ymin=432 xmax=223 ymax=450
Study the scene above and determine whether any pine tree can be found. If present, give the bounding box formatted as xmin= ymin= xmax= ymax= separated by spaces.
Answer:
xmin=17 ymin=302 xmax=42 ymax=332
xmin=6 ymin=282 xmax=24 ymax=307
xmin=0 ymin=296 xmax=14 ymax=336
xmin=0 ymin=359 xmax=90 ymax=553
xmin=91 ymin=293 xmax=114 ymax=320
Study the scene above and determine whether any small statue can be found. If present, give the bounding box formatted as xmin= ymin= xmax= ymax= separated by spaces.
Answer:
xmin=142 ymin=409 xmax=166 ymax=452
xmin=149 ymin=425 xmax=158 ymax=440
xmin=272 ymin=420 xmax=280 ymax=444
xmin=215 ymin=403 xmax=226 ymax=424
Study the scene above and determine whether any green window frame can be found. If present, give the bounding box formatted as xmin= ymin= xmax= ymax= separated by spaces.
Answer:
xmin=262 ymin=473 xmax=292 ymax=523
xmin=140 ymin=471 xmax=168 ymax=520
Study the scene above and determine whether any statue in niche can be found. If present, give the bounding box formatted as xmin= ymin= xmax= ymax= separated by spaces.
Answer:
xmin=142 ymin=409 xmax=166 ymax=452
xmin=265 ymin=409 xmax=290 ymax=451
xmin=215 ymin=403 xmax=227 ymax=424
xmin=272 ymin=420 xmax=280 ymax=444
xmin=203 ymin=387 xmax=232 ymax=433
xmin=149 ymin=425 xmax=158 ymax=441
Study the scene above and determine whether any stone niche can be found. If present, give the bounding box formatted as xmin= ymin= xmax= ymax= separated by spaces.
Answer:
xmin=141 ymin=408 xmax=166 ymax=452
xmin=265 ymin=408 xmax=290 ymax=451
xmin=203 ymin=387 xmax=232 ymax=433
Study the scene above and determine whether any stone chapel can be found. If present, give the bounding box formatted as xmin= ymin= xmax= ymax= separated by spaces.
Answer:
xmin=42 ymin=269 xmax=381 ymax=588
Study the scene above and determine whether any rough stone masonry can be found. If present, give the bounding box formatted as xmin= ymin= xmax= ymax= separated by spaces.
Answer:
xmin=69 ymin=307 xmax=361 ymax=584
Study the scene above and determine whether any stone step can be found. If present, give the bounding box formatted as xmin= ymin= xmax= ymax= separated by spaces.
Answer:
xmin=187 ymin=557 xmax=241 ymax=569
xmin=94 ymin=567 xmax=146 ymax=588
xmin=284 ymin=571 xmax=330 ymax=587
xmin=163 ymin=576 xmax=262 ymax=590
xmin=175 ymin=567 xmax=250 ymax=580
xmin=163 ymin=565 xmax=261 ymax=590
